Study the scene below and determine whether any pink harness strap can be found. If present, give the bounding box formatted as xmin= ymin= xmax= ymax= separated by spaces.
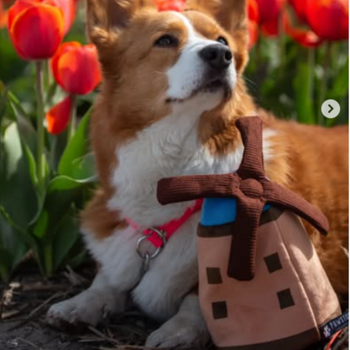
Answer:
xmin=126 ymin=199 xmax=203 ymax=248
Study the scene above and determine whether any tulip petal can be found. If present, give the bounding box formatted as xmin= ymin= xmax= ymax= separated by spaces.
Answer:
xmin=289 ymin=0 xmax=308 ymax=23
xmin=46 ymin=95 xmax=72 ymax=134
xmin=51 ymin=41 xmax=81 ymax=87
xmin=57 ymin=44 xmax=101 ymax=95
xmin=248 ymin=0 xmax=259 ymax=23
xmin=256 ymin=0 xmax=286 ymax=25
xmin=249 ymin=21 xmax=259 ymax=49
xmin=10 ymin=4 xmax=64 ymax=59
xmin=283 ymin=11 xmax=323 ymax=47
xmin=307 ymin=0 xmax=348 ymax=41
xmin=54 ymin=0 xmax=76 ymax=34
xmin=8 ymin=0 xmax=33 ymax=29
xmin=0 ymin=3 xmax=8 ymax=28
xmin=261 ymin=18 xmax=279 ymax=37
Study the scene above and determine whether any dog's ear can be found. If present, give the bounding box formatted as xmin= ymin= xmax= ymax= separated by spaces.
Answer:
xmin=185 ymin=0 xmax=247 ymax=33
xmin=186 ymin=0 xmax=249 ymax=71
xmin=86 ymin=0 xmax=155 ymax=48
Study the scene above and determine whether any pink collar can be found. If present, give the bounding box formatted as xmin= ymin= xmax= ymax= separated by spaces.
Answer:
xmin=126 ymin=199 xmax=203 ymax=248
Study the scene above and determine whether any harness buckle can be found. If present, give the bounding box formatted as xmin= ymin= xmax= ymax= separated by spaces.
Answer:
xmin=136 ymin=228 xmax=167 ymax=272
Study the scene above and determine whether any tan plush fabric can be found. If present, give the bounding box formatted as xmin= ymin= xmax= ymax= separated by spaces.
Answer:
xmin=197 ymin=209 xmax=340 ymax=349
xmin=157 ymin=117 xmax=341 ymax=349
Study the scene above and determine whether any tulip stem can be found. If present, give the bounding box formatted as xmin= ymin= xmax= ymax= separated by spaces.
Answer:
xmin=256 ymin=35 xmax=262 ymax=66
xmin=318 ymin=41 xmax=332 ymax=125
xmin=278 ymin=14 xmax=285 ymax=68
xmin=307 ymin=47 xmax=315 ymax=123
xmin=43 ymin=60 xmax=49 ymax=91
xmin=68 ymin=95 xmax=77 ymax=142
xmin=35 ymin=61 xmax=46 ymax=196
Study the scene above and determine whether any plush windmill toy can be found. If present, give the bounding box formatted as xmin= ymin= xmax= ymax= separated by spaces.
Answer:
xmin=157 ymin=117 xmax=342 ymax=350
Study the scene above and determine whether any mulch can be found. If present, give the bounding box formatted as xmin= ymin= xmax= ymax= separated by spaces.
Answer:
xmin=0 ymin=261 xmax=165 ymax=350
xmin=0 ymin=261 xmax=347 ymax=350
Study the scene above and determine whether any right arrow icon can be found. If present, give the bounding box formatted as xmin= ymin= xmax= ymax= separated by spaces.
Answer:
xmin=322 ymin=99 xmax=341 ymax=119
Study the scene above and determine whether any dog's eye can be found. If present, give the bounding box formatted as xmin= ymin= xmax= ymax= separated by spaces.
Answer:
xmin=217 ymin=36 xmax=228 ymax=46
xmin=154 ymin=35 xmax=178 ymax=47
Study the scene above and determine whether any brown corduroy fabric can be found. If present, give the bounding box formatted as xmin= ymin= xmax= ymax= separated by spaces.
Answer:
xmin=157 ymin=117 xmax=329 ymax=281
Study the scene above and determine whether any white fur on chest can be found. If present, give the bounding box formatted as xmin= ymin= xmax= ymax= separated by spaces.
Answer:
xmin=108 ymin=104 xmax=275 ymax=229
xmin=107 ymin=95 xmax=245 ymax=228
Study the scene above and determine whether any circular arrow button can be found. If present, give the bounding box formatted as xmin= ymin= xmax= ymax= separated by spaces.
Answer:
xmin=322 ymin=99 xmax=341 ymax=119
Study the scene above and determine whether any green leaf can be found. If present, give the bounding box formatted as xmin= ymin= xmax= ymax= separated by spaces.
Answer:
xmin=293 ymin=51 xmax=315 ymax=124
xmin=0 ymin=31 xmax=28 ymax=85
xmin=29 ymin=174 xmax=93 ymax=274
xmin=30 ymin=175 xmax=94 ymax=238
xmin=59 ymin=109 xmax=93 ymax=179
xmin=53 ymin=214 xmax=81 ymax=270
xmin=0 ymin=83 xmax=8 ymax=153
xmin=45 ymin=81 xmax=58 ymax=107
xmin=33 ymin=210 xmax=49 ymax=239
xmin=23 ymin=142 xmax=38 ymax=188
xmin=7 ymin=94 xmax=37 ymax=154
xmin=7 ymin=90 xmax=31 ymax=120
xmin=0 ymin=123 xmax=38 ymax=229
xmin=0 ymin=209 xmax=28 ymax=282
xmin=70 ymin=153 xmax=97 ymax=181
xmin=0 ymin=82 xmax=8 ymax=123
xmin=0 ymin=248 xmax=12 ymax=282
xmin=48 ymin=131 xmax=68 ymax=172
xmin=329 ymin=56 xmax=349 ymax=99
xmin=49 ymin=175 xmax=95 ymax=192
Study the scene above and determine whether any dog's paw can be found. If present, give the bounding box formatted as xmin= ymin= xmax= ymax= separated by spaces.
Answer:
xmin=47 ymin=290 xmax=115 ymax=328
xmin=145 ymin=317 xmax=209 ymax=349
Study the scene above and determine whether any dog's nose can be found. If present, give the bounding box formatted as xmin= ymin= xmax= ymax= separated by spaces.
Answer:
xmin=199 ymin=44 xmax=233 ymax=71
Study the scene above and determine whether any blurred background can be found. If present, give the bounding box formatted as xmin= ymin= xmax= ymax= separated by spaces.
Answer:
xmin=1 ymin=0 xmax=348 ymax=126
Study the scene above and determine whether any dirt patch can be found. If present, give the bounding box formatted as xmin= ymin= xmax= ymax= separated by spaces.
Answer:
xmin=0 ymin=262 xmax=348 ymax=350
xmin=0 ymin=263 xmax=161 ymax=350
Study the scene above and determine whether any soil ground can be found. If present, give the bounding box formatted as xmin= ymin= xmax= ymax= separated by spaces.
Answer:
xmin=0 ymin=261 xmax=348 ymax=350
xmin=0 ymin=262 xmax=164 ymax=350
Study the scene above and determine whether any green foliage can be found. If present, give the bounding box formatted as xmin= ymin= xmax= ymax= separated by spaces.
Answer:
xmin=0 ymin=86 xmax=96 ymax=280
xmin=0 ymin=209 xmax=27 ymax=282
xmin=58 ymin=110 xmax=97 ymax=181
xmin=0 ymin=5 xmax=99 ymax=280
xmin=246 ymin=38 xmax=348 ymax=125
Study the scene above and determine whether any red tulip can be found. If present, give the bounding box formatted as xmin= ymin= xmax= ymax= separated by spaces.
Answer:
xmin=283 ymin=11 xmax=322 ymax=47
xmin=51 ymin=42 xmax=101 ymax=95
xmin=247 ymin=0 xmax=259 ymax=48
xmin=55 ymin=0 xmax=75 ymax=34
xmin=306 ymin=0 xmax=348 ymax=41
xmin=156 ymin=0 xmax=186 ymax=12
xmin=0 ymin=1 xmax=8 ymax=27
xmin=249 ymin=21 xmax=259 ymax=49
xmin=248 ymin=0 xmax=259 ymax=23
xmin=254 ymin=0 xmax=286 ymax=37
xmin=289 ymin=0 xmax=308 ymax=23
xmin=46 ymin=95 xmax=72 ymax=134
xmin=8 ymin=0 xmax=64 ymax=60
xmin=255 ymin=0 xmax=285 ymax=25
xmin=261 ymin=19 xmax=279 ymax=36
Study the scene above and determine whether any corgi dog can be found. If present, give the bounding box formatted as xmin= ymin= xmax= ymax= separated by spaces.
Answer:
xmin=47 ymin=0 xmax=349 ymax=347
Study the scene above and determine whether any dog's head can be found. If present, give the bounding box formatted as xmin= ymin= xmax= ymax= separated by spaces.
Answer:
xmin=87 ymin=0 xmax=250 ymax=123
xmin=87 ymin=0 xmax=254 ymax=188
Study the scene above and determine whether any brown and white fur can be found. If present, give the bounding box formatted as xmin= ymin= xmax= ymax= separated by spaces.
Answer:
xmin=47 ymin=0 xmax=349 ymax=347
